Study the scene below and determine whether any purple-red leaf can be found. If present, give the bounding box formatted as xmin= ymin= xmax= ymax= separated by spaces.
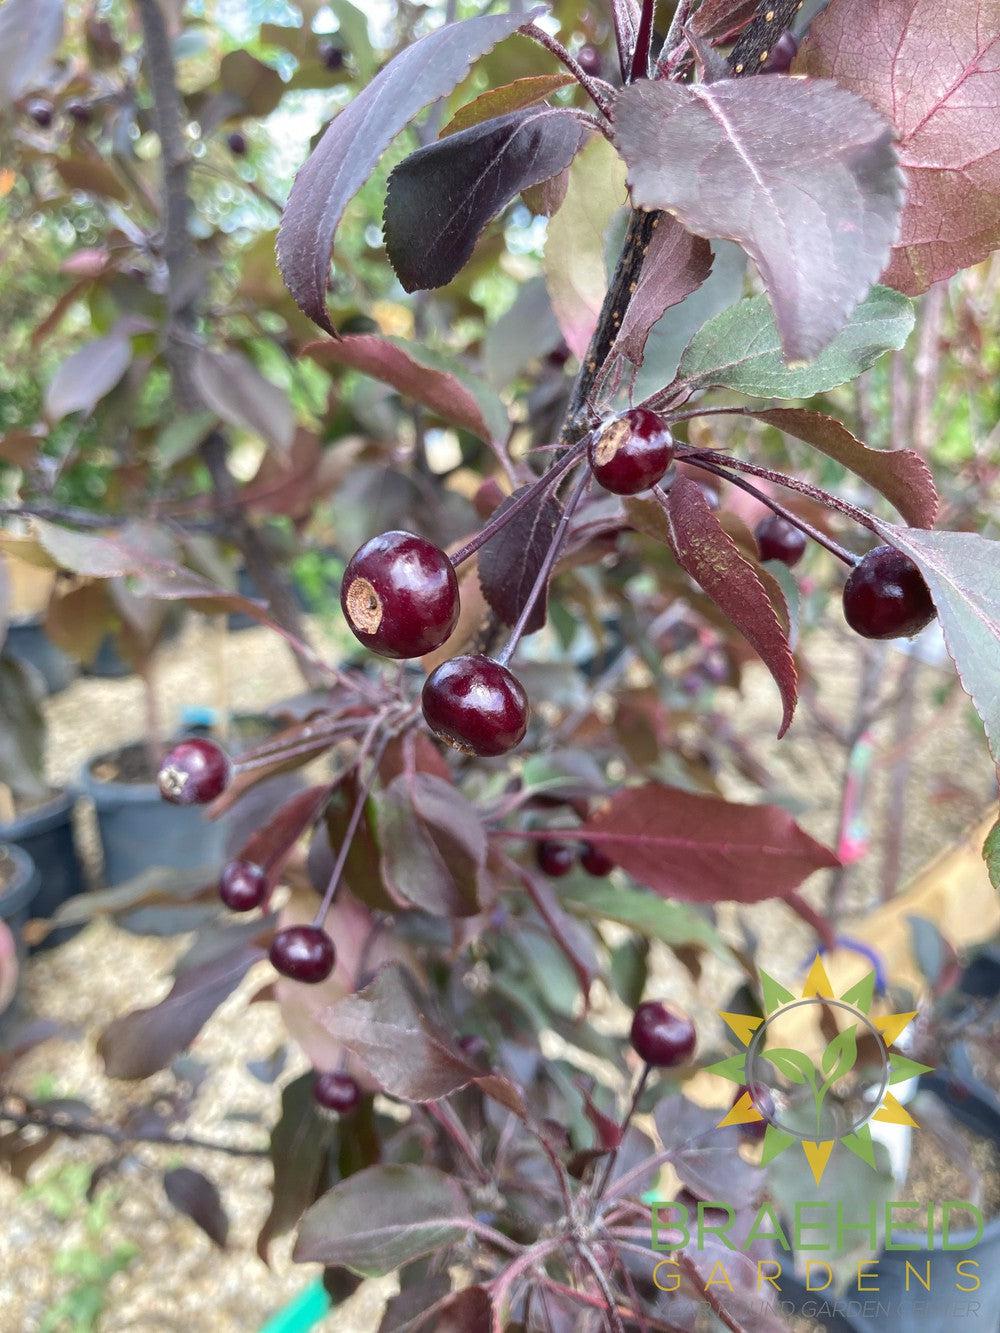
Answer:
xmin=875 ymin=524 xmax=1000 ymax=762
xmin=663 ymin=477 xmax=797 ymax=735
xmin=797 ymin=0 xmax=1000 ymax=295
xmin=375 ymin=773 xmax=484 ymax=917
xmin=477 ymin=484 xmax=563 ymax=632
xmin=163 ymin=1167 xmax=229 ymax=1248
xmin=305 ymin=335 xmax=500 ymax=443
xmin=611 ymin=216 xmax=712 ymax=368
xmin=258 ymin=1071 xmax=335 ymax=1262
xmin=747 ymin=408 xmax=939 ymax=530
xmin=579 ymin=782 xmax=839 ymax=903
xmin=655 ymin=1096 xmax=763 ymax=1206
xmin=98 ymin=942 xmax=265 ymax=1079
xmin=385 ymin=108 xmax=585 ymax=293
xmin=614 ymin=76 xmax=903 ymax=361
xmin=235 ymin=783 xmax=332 ymax=875
xmin=276 ymin=6 xmax=543 ymax=334
xmin=317 ymin=963 xmax=527 ymax=1116
xmin=293 ymin=1164 xmax=470 ymax=1275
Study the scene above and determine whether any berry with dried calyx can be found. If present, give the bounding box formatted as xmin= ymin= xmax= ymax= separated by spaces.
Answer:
xmin=158 ymin=738 xmax=231 ymax=806
xmin=755 ymin=513 xmax=807 ymax=567
xmin=589 ymin=408 xmax=674 ymax=495
xmin=270 ymin=925 xmax=335 ymax=983
xmin=630 ymin=1000 xmax=696 ymax=1068
xmin=313 ymin=1070 xmax=360 ymax=1113
xmin=536 ymin=840 xmax=574 ymax=878
xmin=422 ymin=655 xmax=528 ymax=757
xmin=341 ymin=530 xmax=459 ymax=659
xmin=842 ymin=545 xmax=935 ymax=640
xmin=219 ymin=860 xmax=267 ymax=912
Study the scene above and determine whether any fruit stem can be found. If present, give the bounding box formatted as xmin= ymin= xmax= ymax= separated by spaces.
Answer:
xmin=448 ymin=440 xmax=588 ymax=570
xmin=310 ymin=716 xmax=389 ymax=928
xmin=682 ymin=454 xmax=860 ymax=567
xmin=592 ymin=1063 xmax=651 ymax=1206
xmin=495 ymin=465 xmax=591 ymax=667
xmin=233 ymin=718 xmax=368 ymax=775
xmin=686 ymin=449 xmax=880 ymax=535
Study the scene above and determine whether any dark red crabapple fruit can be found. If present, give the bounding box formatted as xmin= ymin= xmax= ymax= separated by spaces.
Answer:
xmin=219 ymin=860 xmax=267 ymax=912
xmin=580 ymin=842 xmax=614 ymax=877
xmin=341 ymin=530 xmax=459 ymax=659
xmin=319 ymin=41 xmax=346 ymax=71
xmin=536 ymin=840 xmax=574 ymax=878
xmin=27 ymin=99 xmax=54 ymax=128
xmin=227 ymin=130 xmax=248 ymax=156
xmin=761 ymin=31 xmax=799 ymax=73
xmin=755 ymin=513 xmax=807 ymax=567
xmin=589 ymin=408 xmax=674 ymax=495
xmin=157 ymin=738 xmax=230 ymax=805
xmin=576 ymin=44 xmax=603 ymax=76
xmin=842 ymin=545 xmax=935 ymax=640
xmin=630 ymin=1000 xmax=697 ymax=1068
xmin=313 ymin=1070 xmax=360 ymax=1113
xmin=269 ymin=925 xmax=335 ymax=984
xmin=66 ymin=101 xmax=93 ymax=126
xmin=422 ymin=655 xmax=528 ymax=757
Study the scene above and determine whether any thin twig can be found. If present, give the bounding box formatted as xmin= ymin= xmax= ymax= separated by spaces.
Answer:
xmin=519 ymin=22 xmax=616 ymax=120
xmin=1 ymin=1103 xmax=267 ymax=1159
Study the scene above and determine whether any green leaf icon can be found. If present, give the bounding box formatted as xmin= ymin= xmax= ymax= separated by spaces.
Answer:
xmin=821 ymin=1025 xmax=858 ymax=1088
xmin=761 ymin=1048 xmax=816 ymax=1086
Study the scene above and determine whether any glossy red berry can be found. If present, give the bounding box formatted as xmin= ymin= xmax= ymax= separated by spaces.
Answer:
xmin=270 ymin=925 xmax=335 ymax=983
xmin=576 ymin=44 xmax=603 ymax=76
xmin=536 ymin=840 xmax=574 ymax=878
xmin=157 ymin=738 xmax=231 ymax=805
xmin=842 ymin=545 xmax=935 ymax=640
xmin=342 ymin=530 xmax=459 ymax=659
xmin=589 ymin=408 xmax=674 ymax=495
xmin=219 ymin=860 xmax=267 ymax=912
xmin=761 ymin=31 xmax=799 ymax=73
xmin=630 ymin=1001 xmax=697 ymax=1068
xmin=422 ymin=655 xmax=528 ymax=757
xmin=27 ymin=99 xmax=54 ymax=128
xmin=313 ymin=1070 xmax=360 ymax=1113
xmin=755 ymin=514 xmax=807 ymax=567
xmin=580 ymin=842 xmax=614 ymax=877
xmin=227 ymin=130 xmax=248 ymax=156
xmin=319 ymin=41 xmax=346 ymax=71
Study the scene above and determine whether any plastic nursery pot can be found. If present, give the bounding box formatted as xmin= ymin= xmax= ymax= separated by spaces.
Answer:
xmin=77 ymin=740 xmax=227 ymax=890
xmin=0 ymin=791 xmax=86 ymax=949
xmin=0 ymin=843 xmax=40 ymax=972
xmin=5 ymin=615 xmax=77 ymax=695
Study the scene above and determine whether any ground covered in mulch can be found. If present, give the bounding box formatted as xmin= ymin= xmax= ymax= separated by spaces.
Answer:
xmin=2 ymin=611 xmax=996 ymax=1331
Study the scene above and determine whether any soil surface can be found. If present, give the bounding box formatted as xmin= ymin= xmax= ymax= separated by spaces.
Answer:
xmin=0 ymin=610 xmax=996 ymax=1332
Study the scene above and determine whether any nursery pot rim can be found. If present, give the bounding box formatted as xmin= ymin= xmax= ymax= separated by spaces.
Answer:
xmin=76 ymin=742 xmax=167 ymax=801
xmin=0 ymin=788 xmax=75 ymax=839
xmin=0 ymin=843 xmax=41 ymax=921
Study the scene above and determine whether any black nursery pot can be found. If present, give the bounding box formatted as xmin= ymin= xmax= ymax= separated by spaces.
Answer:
xmin=0 ymin=843 xmax=40 ymax=974
xmin=77 ymin=741 xmax=227 ymax=888
xmin=5 ymin=615 xmax=76 ymax=695
xmin=0 ymin=791 xmax=86 ymax=948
